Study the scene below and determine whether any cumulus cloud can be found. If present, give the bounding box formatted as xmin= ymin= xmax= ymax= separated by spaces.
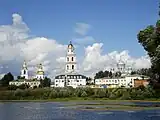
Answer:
xmin=75 ymin=22 xmax=90 ymax=36
xmin=0 ymin=13 xmax=66 ymax=79
xmin=0 ymin=13 xmax=151 ymax=80
xmin=80 ymin=43 xmax=151 ymax=77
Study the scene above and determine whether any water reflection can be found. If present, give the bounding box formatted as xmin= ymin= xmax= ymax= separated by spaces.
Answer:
xmin=0 ymin=102 xmax=160 ymax=120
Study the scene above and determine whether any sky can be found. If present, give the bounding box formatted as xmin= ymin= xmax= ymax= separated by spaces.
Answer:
xmin=0 ymin=0 xmax=158 ymax=79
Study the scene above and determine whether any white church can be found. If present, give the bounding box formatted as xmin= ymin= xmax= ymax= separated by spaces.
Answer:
xmin=53 ymin=41 xmax=87 ymax=88
xmin=9 ymin=61 xmax=45 ymax=88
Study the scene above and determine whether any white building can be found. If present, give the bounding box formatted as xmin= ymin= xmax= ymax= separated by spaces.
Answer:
xmin=95 ymin=74 xmax=150 ymax=88
xmin=9 ymin=80 xmax=40 ymax=88
xmin=35 ymin=63 xmax=45 ymax=80
xmin=54 ymin=41 xmax=87 ymax=88
xmin=9 ymin=61 xmax=43 ymax=88
xmin=20 ymin=60 xmax=29 ymax=79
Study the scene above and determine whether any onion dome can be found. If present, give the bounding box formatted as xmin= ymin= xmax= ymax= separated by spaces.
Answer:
xmin=68 ymin=41 xmax=74 ymax=49
xmin=36 ymin=63 xmax=44 ymax=75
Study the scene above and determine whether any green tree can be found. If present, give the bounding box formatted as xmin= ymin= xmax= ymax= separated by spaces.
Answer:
xmin=17 ymin=76 xmax=21 ymax=79
xmin=18 ymin=84 xmax=29 ymax=89
xmin=0 ymin=72 xmax=14 ymax=86
xmin=137 ymin=5 xmax=160 ymax=82
xmin=40 ymin=77 xmax=51 ymax=87
xmin=8 ymin=85 xmax=18 ymax=90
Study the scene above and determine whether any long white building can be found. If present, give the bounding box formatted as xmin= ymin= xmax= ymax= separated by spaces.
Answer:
xmin=54 ymin=41 xmax=87 ymax=88
xmin=95 ymin=74 xmax=150 ymax=88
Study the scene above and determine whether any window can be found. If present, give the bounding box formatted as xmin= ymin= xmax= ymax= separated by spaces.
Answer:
xmin=67 ymin=57 xmax=69 ymax=61
xmin=72 ymin=57 xmax=74 ymax=61
xmin=24 ymin=70 xmax=26 ymax=74
xmin=67 ymin=65 xmax=69 ymax=70
xmin=72 ymin=65 xmax=74 ymax=69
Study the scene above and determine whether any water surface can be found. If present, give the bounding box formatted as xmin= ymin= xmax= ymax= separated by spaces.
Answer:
xmin=0 ymin=101 xmax=160 ymax=120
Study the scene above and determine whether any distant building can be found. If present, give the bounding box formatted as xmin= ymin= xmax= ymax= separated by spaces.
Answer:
xmin=134 ymin=79 xmax=149 ymax=88
xmin=95 ymin=74 xmax=150 ymax=88
xmin=35 ymin=63 xmax=45 ymax=80
xmin=9 ymin=61 xmax=46 ymax=88
xmin=20 ymin=60 xmax=29 ymax=79
xmin=9 ymin=80 xmax=40 ymax=88
xmin=54 ymin=41 xmax=87 ymax=88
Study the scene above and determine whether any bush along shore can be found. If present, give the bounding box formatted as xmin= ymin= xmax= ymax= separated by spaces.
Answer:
xmin=0 ymin=85 xmax=160 ymax=101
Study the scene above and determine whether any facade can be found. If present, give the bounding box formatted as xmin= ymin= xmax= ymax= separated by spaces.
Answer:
xmin=54 ymin=41 xmax=87 ymax=88
xmin=9 ymin=61 xmax=45 ymax=88
xmin=55 ymin=74 xmax=86 ymax=88
xmin=9 ymin=80 xmax=40 ymax=88
xmin=35 ymin=63 xmax=45 ymax=80
xmin=65 ymin=41 xmax=77 ymax=73
xmin=20 ymin=61 xmax=29 ymax=79
xmin=95 ymin=74 xmax=150 ymax=88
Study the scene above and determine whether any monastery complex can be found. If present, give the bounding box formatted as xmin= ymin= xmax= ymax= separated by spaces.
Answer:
xmin=9 ymin=42 xmax=150 ymax=88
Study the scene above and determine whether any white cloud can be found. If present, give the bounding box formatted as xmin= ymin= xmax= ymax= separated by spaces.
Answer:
xmin=0 ymin=14 xmax=151 ymax=80
xmin=80 ymin=43 xmax=151 ymax=77
xmin=75 ymin=22 xmax=90 ymax=36
xmin=73 ymin=36 xmax=95 ymax=45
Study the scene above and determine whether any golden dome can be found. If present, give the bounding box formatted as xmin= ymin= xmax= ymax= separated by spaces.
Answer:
xmin=37 ymin=71 xmax=44 ymax=75
xmin=68 ymin=41 xmax=74 ymax=49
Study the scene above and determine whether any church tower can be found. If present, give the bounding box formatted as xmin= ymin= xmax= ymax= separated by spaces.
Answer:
xmin=65 ymin=41 xmax=77 ymax=73
xmin=36 ymin=63 xmax=45 ymax=80
xmin=20 ymin=60 xmax=29 ymax=79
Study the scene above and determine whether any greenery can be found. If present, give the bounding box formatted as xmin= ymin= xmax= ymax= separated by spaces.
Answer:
xmin=0 ymin=72 xmax=14 ymax=87
xmin=0 ymin=86 xmax=159 ymax=100
xmin=94 ymin=70 xmax=121 ymax=79
xmin=137 ymin=5 xmax=160 ymax=82
xmin=40 ymin=77 xmax=51 ymax=87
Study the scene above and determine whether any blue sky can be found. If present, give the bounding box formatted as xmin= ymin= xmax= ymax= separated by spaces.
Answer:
xmin=0 ymin=0 xmax=158 ymax=57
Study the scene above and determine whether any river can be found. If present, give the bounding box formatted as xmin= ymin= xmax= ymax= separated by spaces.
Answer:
xmin=0 ymin=101 xmax=160 ymax=120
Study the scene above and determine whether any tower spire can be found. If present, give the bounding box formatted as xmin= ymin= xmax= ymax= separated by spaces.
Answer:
xmin=20 ymin=60 xmax=28 ymax=79
xmin=65 ymin=41 xmax=77 ymax=73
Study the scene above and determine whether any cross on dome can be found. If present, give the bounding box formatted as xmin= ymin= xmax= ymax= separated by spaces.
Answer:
xmin=68 ymin=41 xmax=74 ymax=49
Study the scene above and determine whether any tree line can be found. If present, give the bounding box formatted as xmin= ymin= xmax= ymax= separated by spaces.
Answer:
xmin=0 ymin=86 xmax=159 ymax=100
xmin=94 ymin=68 xmax=151 ymax=79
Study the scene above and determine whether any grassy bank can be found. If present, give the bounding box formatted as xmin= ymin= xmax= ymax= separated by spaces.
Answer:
xmin=0 ymin=97 xmax=160 ymax=102
xmin=0 ymin=86 xmax=160 ymax=102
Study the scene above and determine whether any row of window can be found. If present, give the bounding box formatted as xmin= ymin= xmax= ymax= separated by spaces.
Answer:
xmin=96 ymin=79 xmax=126 ymax=83
xmin=57 ymin=75 xmax=83 ymax=79
xmin=66 ymin=65 xmax=74 ymax=70
xmin=55 ymin=83 xmax=82 ymax=86
xmin=10 ymin=82 xmax=40 ymax=85
xmin=55 ymin=79 xmax=83 ymax=83
xmin=67 ymin=57 xmax=74 ymax=62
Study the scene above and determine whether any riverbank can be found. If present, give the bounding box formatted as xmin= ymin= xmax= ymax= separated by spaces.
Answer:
xmin=0 ymin=98 xmax=160 ymax=102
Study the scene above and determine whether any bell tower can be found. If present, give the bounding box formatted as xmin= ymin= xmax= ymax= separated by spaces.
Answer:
xmin=20 ymin=60 xmax=29 ymax=79
xmin=65 ymin=41 xmax=77 ymax=73
xmin=35 ymin=63 xmax=45 ymax=80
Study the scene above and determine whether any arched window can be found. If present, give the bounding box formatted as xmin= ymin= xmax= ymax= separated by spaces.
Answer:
xmin=72 ymin=57 xmax=74 ymax=61
xmin=24 ymin=70 xmax=26 ymax=74
xmin=67 ymin=57 xmax=69 ymax=61
xmin=67 ymin=65 xmax=69 ymax=70
xmin=72 ymin=65 xmax=74 ymax=70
